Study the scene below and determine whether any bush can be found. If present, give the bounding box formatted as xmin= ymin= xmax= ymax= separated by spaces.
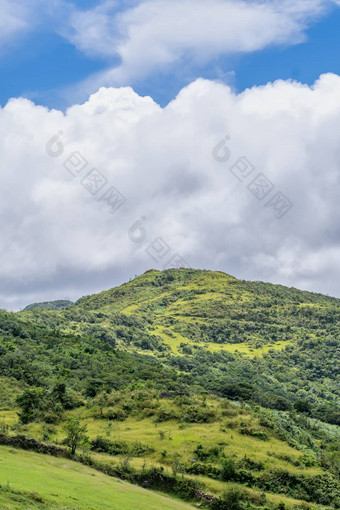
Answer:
xmin=103 ymin=407 xmax=127 ymax=421
xmin=194 ymin=443 xmax=223 ymax=461
xmin=211 ymin=487 xmax=247 ymax=510
xmin=220 ymin=457 xmax=237 ymax=481
xmin=154 ymin=407 xmax=179 ymax=422
xmin=239 ymin=428 xmax=268 ymax=441
xmin=91 ymin=436 xmax=154 ymax=457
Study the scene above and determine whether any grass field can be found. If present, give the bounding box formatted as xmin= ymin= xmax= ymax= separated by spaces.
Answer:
xmin=0 ymin=446 xmax=194 ymax=510
xmin=148 ymin=324 xmax=293 ymax=356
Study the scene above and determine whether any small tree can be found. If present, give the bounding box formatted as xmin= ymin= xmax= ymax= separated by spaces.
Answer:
xmin=171 ymin=453 xmax=181 ymax=477
xmin=16 ymin=388 xmax=45 ymax=424
xmin=119 ymin=453 xmax=132 ymax=471
xmin=64 ymin=417 xmax=88 ymax=455
xmin=220 ymin=457 xmax=237 ymax=481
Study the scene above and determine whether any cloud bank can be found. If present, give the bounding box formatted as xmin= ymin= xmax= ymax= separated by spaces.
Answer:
xmin=1 ymin=73 xmax=340 ymax=308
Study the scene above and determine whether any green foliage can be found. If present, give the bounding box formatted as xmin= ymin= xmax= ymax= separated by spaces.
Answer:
xmin=5 ymin=269 xmax=339 ymax=426
xmin=91 ymin=436 xmax=154 ymax=456
xmin=257 ymin=470 xmax=340 ymax=507
xmin=220 ymin=457 xmax=238 ymax=481
xmin=16 ymin=388 xmax=45 ymax=424
xmin=16 ymin=383 xmax=83 ymax=424
xmin=211 ymin=487 xmax=265 ymax=510
xmin=239 ymin=427 xmax=268 ymax=441
xmin=0 ymin=269 xmax=339 ymax=509
xmin=63 ymin=417 xmax=88 ymax=455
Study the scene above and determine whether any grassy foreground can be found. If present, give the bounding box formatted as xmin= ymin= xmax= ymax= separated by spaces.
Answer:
xmin=0 ymin=446 xmax=194 ymax=510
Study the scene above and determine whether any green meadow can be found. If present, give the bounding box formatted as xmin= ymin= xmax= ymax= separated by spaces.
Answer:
xmin=0 ymin=446 xmax=194 ymax=510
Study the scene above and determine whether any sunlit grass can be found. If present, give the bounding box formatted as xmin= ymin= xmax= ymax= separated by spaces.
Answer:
xmin=0 ymin=446 xmax=194 ymax=510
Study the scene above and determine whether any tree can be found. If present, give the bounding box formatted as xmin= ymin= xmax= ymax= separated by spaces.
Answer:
xmin=16 ymin=388 xmax=45 ymax=424
xmin=63 ymin=417 xmax=88 ymax=455
xmin=294 ymin=399 xmax=312 ymax=414
xmin=171 ymin=453 xmax=181 ymax=477
xmin=220 ymin=457 xmax=237 ymax=481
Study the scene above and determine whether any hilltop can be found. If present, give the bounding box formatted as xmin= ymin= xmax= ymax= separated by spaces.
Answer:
xmin=23 ymin=300 xmax=73 ymax=312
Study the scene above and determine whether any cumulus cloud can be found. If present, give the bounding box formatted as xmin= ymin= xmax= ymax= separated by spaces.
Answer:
xmin=62 ymin=0 xmax=339 ymax=90
xmin=1 ymin=74 xmax=340 ymax=308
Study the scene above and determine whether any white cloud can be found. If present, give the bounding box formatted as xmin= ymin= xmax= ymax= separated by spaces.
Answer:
xmin=0 ymin=1 xmax=29 ymax=48
xmin=0 ymin=0 xmax=71 ymax=52
xmin=1 ymin=74 xmax=340 ymax=308
xmin=63 ymin=0 xmax=339 ymax=89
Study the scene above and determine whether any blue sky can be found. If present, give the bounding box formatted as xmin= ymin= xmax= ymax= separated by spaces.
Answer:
xmin=1 ymin=0 xmax=340 ymax=109
xmin=235 ymin=8 xmax=340 ymax=89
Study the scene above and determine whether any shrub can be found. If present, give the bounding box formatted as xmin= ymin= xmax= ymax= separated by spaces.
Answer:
xmin=220 ymin=457 xmax=237 ymax=481
xmin=211 ymin=487 xmax=247 ymax=510
xmin=239 ymin=427 xmax=268 ymax=441
xmin=91 ymin=436 xmax=154 ymax=457
xmin=103 ymin=407 xmax=127 ymax=421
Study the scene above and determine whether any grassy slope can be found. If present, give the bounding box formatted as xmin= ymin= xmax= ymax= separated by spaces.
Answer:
xmin=4 ymin=407 xmax=317 ymax=476
xmin=0 ymin=488 xmax=62 ymax=510
xmin=0 ymin=446 xmax=193 ymax=510
xmin=1 ymin=395 xmax=337 ymax=508
xmin=15 ymin=405 xmax=319 ymax=475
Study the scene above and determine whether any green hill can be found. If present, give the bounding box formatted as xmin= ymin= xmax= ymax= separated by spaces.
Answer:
xmin=19 ymin=268 xmax=339 ymax=424
xmin=0 ymin=269 xmax=339 ymax=509
xmin=23 ymin=300 xmax=73 ymax=312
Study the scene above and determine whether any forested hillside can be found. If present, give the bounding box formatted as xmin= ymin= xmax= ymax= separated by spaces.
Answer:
xmin=0 ymin=269 xmax=339 ymax=509
xmin=17 ymin=269 xmax=340 ymax=424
